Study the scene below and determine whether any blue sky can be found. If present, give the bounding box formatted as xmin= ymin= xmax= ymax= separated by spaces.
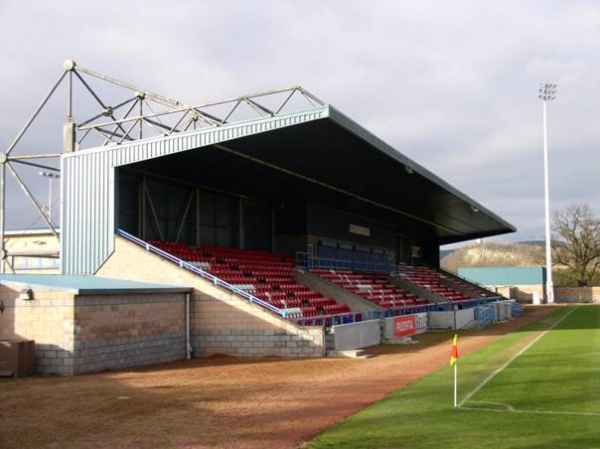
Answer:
xmin=1 ymin=0 xmax=598 ymax=246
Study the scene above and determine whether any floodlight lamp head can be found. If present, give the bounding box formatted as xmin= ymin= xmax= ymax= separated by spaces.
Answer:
xmin=38 ymin=171 xmax=60 ymax=179
xmin=538 ymin=82 xmax=557 ymax=101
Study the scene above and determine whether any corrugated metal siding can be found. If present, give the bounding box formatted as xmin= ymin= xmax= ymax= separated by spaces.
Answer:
xmin=458 ymin=266 xmax=546 ymax=286
xmin=61 ymin=151 xmax=114 ymax=275
xmin=61 ymin=106 xmax=328 ymax=274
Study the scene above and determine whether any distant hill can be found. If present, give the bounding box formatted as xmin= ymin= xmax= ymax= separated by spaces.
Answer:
xmin=517 ymin=241 xmax=545 ymax=247
xmin=439 ymin=249 xmax=455 ymax=259
xmin=440 ymin=241 xmax=545 ymax=274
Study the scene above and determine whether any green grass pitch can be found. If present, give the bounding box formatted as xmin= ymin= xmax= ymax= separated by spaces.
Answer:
xmin=306 ymin=305 xmax=600 ymax=448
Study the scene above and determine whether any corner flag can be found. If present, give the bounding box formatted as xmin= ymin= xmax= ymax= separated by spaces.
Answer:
xmin=450 ymin=334 xmax=459 ymax=408
xmin=450 ymin=334 xmax=459 ymax=366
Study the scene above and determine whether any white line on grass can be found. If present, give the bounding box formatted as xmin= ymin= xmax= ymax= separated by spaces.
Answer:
xmin=460 ymin=405 xmax=600 ymax=418
xmin=467 ymin=400 xmax=516 ymax=411
xmin=458 ymin=306 xmax=579 ymax=409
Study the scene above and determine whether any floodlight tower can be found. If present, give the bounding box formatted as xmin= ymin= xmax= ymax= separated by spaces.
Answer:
xmin=538 ymin=83 xmax=557 ymax=303
xmin=38 ymin=171 xmax=60 ymax=223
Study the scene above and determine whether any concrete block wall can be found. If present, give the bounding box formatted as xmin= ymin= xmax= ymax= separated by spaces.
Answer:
xmin=0 ymin=285 xmax=75 ymax=375
xmin=0 ymin=286 xmax=18 ymax=340
xmin=97 ymin=236 xmax=325 ymax=358
xmin=494 ymin=285 xmax=600 ymax=303
xmin=493 ymin=285 xmax=544 ymax=303
xmin=0 ymin=284 xmax=188 ymax=375
xmin=555 ymin=287 xmax=600 ymax=303
xmin=193 ymin=291 xmax=324 ymax=357
xmin=72 ymin=294 xmax=186 ymax=374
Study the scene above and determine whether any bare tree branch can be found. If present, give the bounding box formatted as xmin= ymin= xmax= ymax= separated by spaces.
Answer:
xmin=552 ymin=204 xmax=600 ymax=286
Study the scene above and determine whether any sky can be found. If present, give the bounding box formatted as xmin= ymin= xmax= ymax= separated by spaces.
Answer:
xmin=1 ymin=0 xmax=599 ymax=248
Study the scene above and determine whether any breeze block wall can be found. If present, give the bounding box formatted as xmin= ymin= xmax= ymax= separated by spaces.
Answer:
xmin=555 ymin=287 xmax=600 ymax=303
xmin=493 ymin=285 xmax=545 ymax=303
xmin=97 ymin=236 xmax=325 ymax=358
xmin=72 ymin=293 xmax=186 ymax=374
xmin=0 ymin=285 xmax=75 ymax=375
xmin=0 ymin=283 xmax=188 ymax=375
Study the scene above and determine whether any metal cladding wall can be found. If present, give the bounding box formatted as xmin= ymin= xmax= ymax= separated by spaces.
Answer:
xmin=61 ymin=106 xmax=328 ymax=275
xmin=61 ymin=150 xmax=114 ymax=275
xmin=458 ymin=266 xmax=546 ymax=286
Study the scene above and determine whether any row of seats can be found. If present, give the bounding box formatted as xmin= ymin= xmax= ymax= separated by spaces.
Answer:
xmin=147 ymin=242 xmax=492 ymax=320
xmin=148 ymin=240 xmax=353 ymax=321
xmin=311 ymin=268 xmax=430 ymax=309
xmin=313 ymin=265 xmax=493 ymax=305
xmin=439 ymin=271 xmax=498 ymax=298
xmin=399 ymin=266 xmax=472 ymax=302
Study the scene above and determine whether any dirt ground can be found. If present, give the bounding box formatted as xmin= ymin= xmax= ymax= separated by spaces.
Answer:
xmin=0 ymin=305 xmax=560 ymax=449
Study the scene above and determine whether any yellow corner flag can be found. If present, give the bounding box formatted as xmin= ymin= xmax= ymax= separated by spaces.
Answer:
xmin=450 ymin=334 xmax=459 ymax=366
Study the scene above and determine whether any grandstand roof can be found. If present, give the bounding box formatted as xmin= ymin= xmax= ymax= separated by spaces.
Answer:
xmin=0 ymin=59 xmax=517 ymax=275
xmin=127 ymin=102 xmax=515 ymax=245
xmin=61 ymin=82 xmax=515 ymax=273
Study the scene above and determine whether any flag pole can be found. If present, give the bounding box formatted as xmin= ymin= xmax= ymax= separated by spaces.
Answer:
xmin=450 ymin=334 xmax=459 ymax=408
xmin=453 ymin=360 xmax=458 ymax=408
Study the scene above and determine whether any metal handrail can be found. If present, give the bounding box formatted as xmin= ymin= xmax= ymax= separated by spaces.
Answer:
xmin=115 ymin=230 xmax=386 ymax=325
xmin=439 ymin=266 xmax=507 ymax=298
xmin=297 ymin=254 xmax=508 ymax=312
xmin=295 ymin=252 xmax=401 ymax=274
xmin=117 ymin=230 xmax=285 ymax=317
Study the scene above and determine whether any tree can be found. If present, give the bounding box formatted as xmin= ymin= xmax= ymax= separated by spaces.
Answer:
xmin=552 ymin=204 xmax=600 ymax=286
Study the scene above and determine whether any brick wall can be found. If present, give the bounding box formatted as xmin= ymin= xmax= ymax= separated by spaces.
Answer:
xmin=72 ymin=294 xmax=186 ymax=374
xmin=0 ymin=284 xmax=188 ymax=375
xmin=493 ymin=285 xmax=600 ymax=304
xmin=0 ymin=285 xmax=75 ymax=375
xmin=96 ymin=236 xmax=325 ymax=358
xmin=494 ymin=285 xmax=545 ymax=303
xmin=555 ymin=287 xmax=600 ymax=303
xmin=192 ymin=292 xmax=323 ymax=357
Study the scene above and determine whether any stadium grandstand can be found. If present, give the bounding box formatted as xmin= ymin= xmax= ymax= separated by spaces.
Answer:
xmin=0 ymin=61 xmax=518 ymax=375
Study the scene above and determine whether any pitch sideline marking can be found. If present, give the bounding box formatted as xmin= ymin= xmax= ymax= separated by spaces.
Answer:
xmin=458 ymin=305 xmax=579 ymax=409
xmin=467 ymin=400 xmax=515 ymax=411
xmin=460 ymin=404 xmax=600 ymax=418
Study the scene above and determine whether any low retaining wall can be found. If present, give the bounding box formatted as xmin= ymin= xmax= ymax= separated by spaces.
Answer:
xmin=332 ymin=312 xmax=430 ymax=350
xmin=494 ymin=285 xmax=544 ymax=303
xmin=331 ymin=319 xmax=380 ymax=351
xmin=487 ymin=286 xmax=600 ymax=304
xmin=555 ymin=287 xmax=600 ymax=303
xmin=382 ymin=313 xmax=427 ymax=341
xmin=428 ymin=308 xmax=476 ymax=330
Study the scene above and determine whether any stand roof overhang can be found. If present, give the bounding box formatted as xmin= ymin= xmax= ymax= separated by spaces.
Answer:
xmin=124 ymin=104 xmax=514 ymax=245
